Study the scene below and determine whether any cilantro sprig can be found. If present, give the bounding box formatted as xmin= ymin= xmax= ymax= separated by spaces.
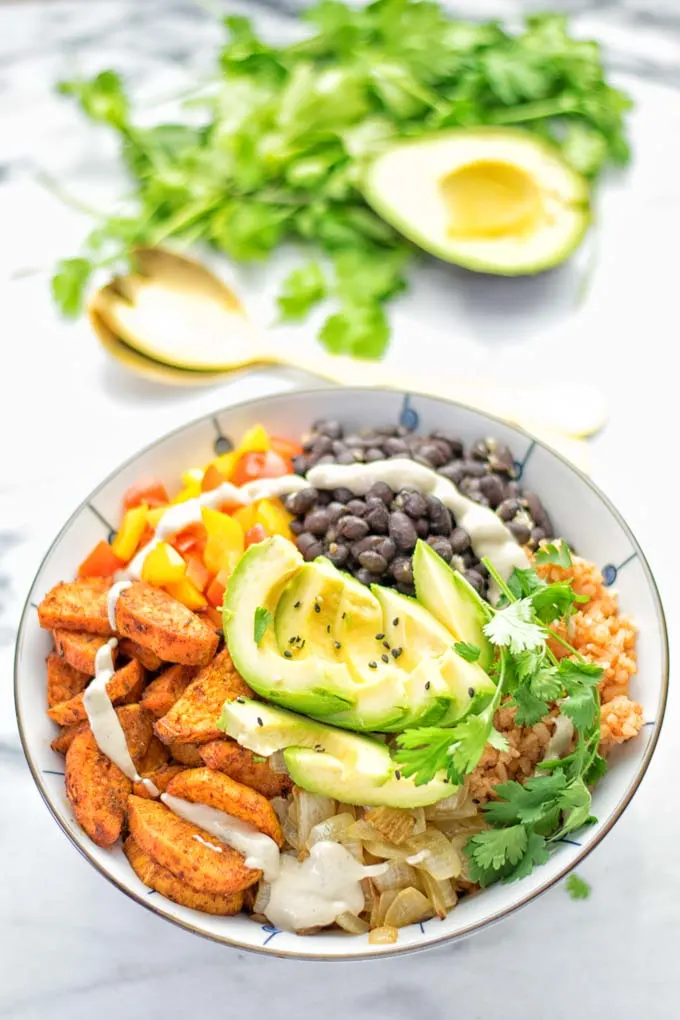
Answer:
xmin=395 ymin=553 xmax=605 ymax=888
xmin=52 ymin=3 xmax=631 ymax=352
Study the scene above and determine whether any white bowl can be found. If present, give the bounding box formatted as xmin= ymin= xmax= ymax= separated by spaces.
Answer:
xmin=14 ymin=388 xmax=668 ymax=960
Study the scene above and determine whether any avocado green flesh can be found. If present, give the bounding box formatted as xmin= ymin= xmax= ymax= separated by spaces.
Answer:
xmin=275 ymin=560 xmax=345 ymax=661
xmin=284 ymin=748 xmax=455 ymax=808
xmin=219 ymin=698 xmax=392 ymax=782
xmin=413 ymin=540 xmax=493 ymax=670
xmin=362 ymin=127 xmax=590 ymax=276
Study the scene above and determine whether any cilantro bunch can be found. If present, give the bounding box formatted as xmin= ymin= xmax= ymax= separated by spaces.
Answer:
xmin=53 ymin=1 xmax=631 ymax=357
xmin=394 ymin=541 xmax=607 ymax=887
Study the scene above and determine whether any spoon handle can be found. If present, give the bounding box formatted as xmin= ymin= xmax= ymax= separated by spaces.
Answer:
xmin=276 ymin=349 xmax=605 ymax=440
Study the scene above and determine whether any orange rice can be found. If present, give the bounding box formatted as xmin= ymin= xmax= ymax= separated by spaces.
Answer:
xmin=468 ymin=554 xmax=643 ymax=803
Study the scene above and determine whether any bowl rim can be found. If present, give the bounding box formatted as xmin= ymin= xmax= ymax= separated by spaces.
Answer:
xmin=14 ymin=385 xmax=670 ymax=962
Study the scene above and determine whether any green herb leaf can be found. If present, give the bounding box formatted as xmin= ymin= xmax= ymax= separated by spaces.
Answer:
xmin=565 ymin=873 xmax=591 ymax=900
xmin=454 ymin=641 xmax=481 ymax=662
xmin=534 ymin=540 xmax=572 ymax=567
xmin=484 ymin=599 xmax=545 ymax=653
xmin=254 ymin=606 xmax=273 ymax=646
xmin=466 ymin=825 xmax=529 ymax=886
xmin=319 ymin=302 xmax=389 ymax=359
xmin=512 ymin=683 xmax=549 ymax=726
xmin=52 ymin=258 xmax=93 ymax=317
xmin=278 ymin=262 xmax=327 ymax=320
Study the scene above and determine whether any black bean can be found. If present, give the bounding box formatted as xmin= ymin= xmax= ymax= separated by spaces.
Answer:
xmin=523 ymin=491 xmax=554 ymax=536
xmin=449 ymin=527 xmax=471 ymax=554
xmin=388 ymin=511 xmax=418 ymax=551
xmin=356 ymin=567 xmax=377 ymax=587
xmin=460 ymin=477 xmax=482 ymax=497
xmin=326 ymin=542 xmax=349 ymax=567
xmin=430 ymin=431 xmax=464 ymax=458
xmin=398 ymin=489 xmax=428 ymax=518
xmin=438 ymin=462 xmax=466 ymax=486
xmin=352 ymin=535 xmax=384 ymax=557
xmin=531 ymin=526 xmax=547 ymax=546
xmin=333 ymin=487 xmax=354 ymax=504
xmin=336 ymin=450 xmax=358 ymax=465
xmin=300 ymin=537 xmax=324 ymax=561
xmin=292 ymin=455 xmax=308 ymax=475
xmin=313 ymin=454 xmax=336 ymax=466
xmin=366 ymin=447 xmax=385 ymax=462
xmin=461 ymin=459 xmax=487 ymax=478
xmin=488 ymin=443 xmax=515 ymax=475
xmin=332 ymin=439 xmax=348 ymax=456
xmin=391 ymin=557 xmax=414 ymax=585
xmin=415 ymin=518 xmax=430 ymax=538
xmin=429 ymin=505 xmax=453 ymax=536
xmin=326 ymin=501 xmax=348 ymax=524
xmin=349 ymin=448 xmax=366 ymax=463
xmin=417 ymin=442 xmax=448 ymax=468
xmin=284 ymin=487 xmax=318 ymax=515
xmin=470 ymin=438 xmax=491 ymax=461
xmin=297 ymin=532 xmax=319 ymax=554
xmin=365 ymin=503 xmax=389 ymax=533
xmin=506 ymin=481 xmax=521 ymax=498
xmin=311 ymin=435 xmax=333 ymax=457
xmin=426 ymin=536 xmax=453 ymax=562
xmin=508 ymin=520 xmax=531 ymax=545
xmin=315 ymin=490 xmax=333 ymax=506
xmin=313 ymin=419 xmax=343 ymax=439
xmin=384 ymin=437 xmax=408 ymax=456
xmin=465 ymin=570 xmax=484 ymax=593
xmin=396 ymin=582 xmax=416 ymax=596
xmin=358 ymin=550 xmax=388 ymax=574
xmin=346 ymin=499 xmax=367 ymax=517
xmin=375 ymin=537 xmax=396 ymax=561
xmin=325 ymin=526 xmax=338 ymax=544
xmin=497 ymin=498 xmax=522 ymax=522
xmin=303 ymin=509 xmax=331 ymax=535
xmin=337 ymin=515 xmax=369 ymax=541
xmin=365 ymin=481 xmax=392 ymax=504
xmin=479 ymin=474 xmax=505 ymax=508
xmin=290 ymin=520 xmax=305 ymax=536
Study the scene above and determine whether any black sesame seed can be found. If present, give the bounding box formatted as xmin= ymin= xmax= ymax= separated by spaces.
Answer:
xmin=468 ymin=687 xmax=475 ymax=698
xmin=393 ymin=617 xmax=399 ymax=626
xmin=368 ymin=661 xmax=378 ymax=669
xmin=294 ymin=601 xmax=301 ymax=609
xmin=395 ymin=770 xmax=401 ymax=780
xmin=314 ymin=603 xmax=321 ymax=613
xmin=314 ymin=744 xmax=325 ymax=752
xmin=288 ymin=636 xmax=296 ymax=644
xmin=284 ymin=650 xmax=293 ymax=658
xmin=391 ymin=647 xmax=403 ymax=659
xmin=382 ymin=640 xmax=391 ymax=650
xmin=326 ymin=624 xmax=331 ymax=633
xmin=342 ymin=612 xmax=346 ymax=619
xmin=375 ymin=633 xmax=385 ymax=640
xmin=425 ymin=681 xmax=431 ymax=690
xmin=381 ymin=653 xmax=389 ymax=664
xmin=334 ymin=641 xmax=342 ymax=650
xmin=236 ymin=697 xmax=246 ymax=704
xmin=257 ymin=717 xmax=263 ymax=726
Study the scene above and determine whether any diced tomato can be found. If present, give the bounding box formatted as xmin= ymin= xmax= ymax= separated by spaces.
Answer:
xmin=185 ymin=555 xmax=212 ymax=593
xmin=172 ymin=523 xmax=207 ymax=557
xmin=77 ymin=540 xmax=125 ymax=579
xmin=206 ymin=570 xmax=229 ymax=609
xmin=231 ymin=450 xmax=290 ymax=487
xmin=201 ymin=605 xmax=224 ymax=631
xmin=270 ymin=435 xmax=303 ymax=461
xmin=201 ymin=464 xmax=225 ymax=493
xmin=244 ymin=523 xmax=269 ymax=548
xmin=123 ymin=479 xmax=169 ymax=510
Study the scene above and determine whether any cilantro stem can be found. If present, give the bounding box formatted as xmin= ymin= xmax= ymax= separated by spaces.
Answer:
xmin=482 ymin=558 xmax=515 ymax=603
xmin=546 ymin=628 xmax=582 ymax=659
xmin=490 ymin=96 xmax=581 ymax=125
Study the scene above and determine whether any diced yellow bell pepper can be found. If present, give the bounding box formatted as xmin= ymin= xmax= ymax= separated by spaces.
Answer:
xmin=141 ymin=542 xmax=186 ymax=586
xmin=237 ymin=423 xmax=270 ymax=454
xmin=165 ymin=577 xmax=207 ymax=610
xmin=202 ymin=506 xmax=245 ymax=575
xmin=231 ymin=504 xmax=257 ymax=532
xmin=111 ymin=504 xmax=148 ymax=562
xmin=209 ymin=450 xmax=238 ymax=479
xmin=255 ymin=498 xmax=294 ymax=539
xmin=172 ymin=468 xmax=204 ymax=504
xmin=145 ymin=506 xmax=167 ymax=529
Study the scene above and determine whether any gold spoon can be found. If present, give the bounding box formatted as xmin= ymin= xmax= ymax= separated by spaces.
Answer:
xmin=88 ymin=247 xmax=602 ymax=457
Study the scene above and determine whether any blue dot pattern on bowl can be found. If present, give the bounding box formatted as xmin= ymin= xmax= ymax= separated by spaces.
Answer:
xmin=261 ymin=924 xmax=282 ymax=945
xmin=399 ymin=394 xmax=419 ymax=431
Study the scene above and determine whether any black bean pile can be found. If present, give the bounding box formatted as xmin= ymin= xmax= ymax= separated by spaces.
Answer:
xmin=284 ymin=420 xmax=554 ymax=599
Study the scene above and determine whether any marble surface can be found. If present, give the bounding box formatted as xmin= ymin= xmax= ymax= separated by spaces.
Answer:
xmin=2 ymin=1 xmax=680 ymax=1016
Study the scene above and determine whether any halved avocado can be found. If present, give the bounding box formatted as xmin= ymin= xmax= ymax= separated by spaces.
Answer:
xmin=275 ymin=559 xmax=345 ymax=662
xmin=413 ymin=540 xmax=493 ymax=670
xmin=284 ymin=747 xmax=455 ymax=808
xmin=219 ymin=698 xmax=392 ymax=782
xmin=362 ymin=127 xmax=590 ymax=275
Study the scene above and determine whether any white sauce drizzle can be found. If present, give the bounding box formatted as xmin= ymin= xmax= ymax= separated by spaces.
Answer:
xmin=193 ymin=834 xmax=224 ymax=853
xmin=124 ymin=475 xmax=307 ymax=579
xmin=84 ymin=639 xmax=159 ymax=797
xmin=543 ymin=712 xmax=575 ymax=761
xmin=107 ymin=580 xmax=132 ymax=629
xmin=405 ymin=849 xmax=431 ymax=866
xmin=306 ymin=459 xmax=528 ymax=581
xmin=161 ymin=794 xmax=387 ymax=931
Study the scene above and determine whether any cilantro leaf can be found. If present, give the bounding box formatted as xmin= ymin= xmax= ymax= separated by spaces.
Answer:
xmin=584 ymin=752 xmax=607 ymax=785
xmin=484 ymin=599 xmax=545 ymax=653
xmin=277 ymin=262 xmax=327 ymax=320
xmin=558 ymin=659 xmax=603 ymax=686
xmin=454 ymin=641 xmax=481 ymax=663
xmin=319 ymin=302 xmax=389 ymax=359
xmin=512 ymin=683 xmax=549 ymax=726
xmin=508 ymin=567 xmax=545 ymax=600
xmin=57 ymin=70 xmax=129 ymax=128
xmin=565 ymin=873 xmax=591 ymax=900
xmin=502 ymin=829 xmax=550 ymax=883
xmin=484 ymin=772 xmax=568 ymax=827
xmin=534 ymin=540 xmax=572 ymax=567
xmin=561 ymin=688 xmax=598 ymax=732
xmin=52 ymin=258 xmax=93 ymax=317
xmin=466 ymin=825 xmax=529 ymax=886
xmin=253 ymin=606 xmax=272 ymax=646
xmin=531 ymin=581 xmax=588 ymax=624
xmin=558 ymin=777 xmax=592 ymax=833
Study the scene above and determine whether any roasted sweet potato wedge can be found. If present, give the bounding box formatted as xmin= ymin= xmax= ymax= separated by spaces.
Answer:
xmin=127 ymin=796 xmax=259 ymax=895
xmin=51 ymin=720 xmax=88 ymax=755
xmin=65 ymin=728 xmax=131 ymax=847
xmin=114 ymin=582 xmax=218 ymax=666
xmin=47 ymin=660 xmax=145 ymax=727
xmin=132 ymin=763 xmax=186 ymax=799
xmin=53 ymin=630 xmax=111 ymax=676
xmin=38 ymin=578 xmax=112 ymax=635
xmin=117 ymin=704 xmax=154 ymax=762
xmin=154 ymin=649 xmax=251 ymax=746
xmin=47 ymin=652 xmax=89 ymax=708
xmin=124 ymin=836 xmax=244 ymax=915
xmin=119 ymin=638 xmax=164 ymax=672
xmin=137 ymin=736 xmax=170 ymax=775
xmin=140 ymin=664 xmax=197 ymax=718
xmin=200 ymin=739 xmax=292 ymax=799
xmin=166 ymin=768 xmax=283 ymax=845
xmin=166 ymin=741 xmax=204 ymax=767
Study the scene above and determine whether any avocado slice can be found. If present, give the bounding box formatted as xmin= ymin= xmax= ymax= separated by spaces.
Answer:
xmin=362 ymin=127 xmax=590 ymax=275
xmin=413 ymin=540 xmax=493 ymax=671
xmin=275 ymin=559 xmax=345 ymax=662
xmin=284 ymin=747 xmax=455 ymax=808
xmin=219 ymin=698 xmax=392 ymax=782
xmin=223 ymin=537 xmax=357 ymax=717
